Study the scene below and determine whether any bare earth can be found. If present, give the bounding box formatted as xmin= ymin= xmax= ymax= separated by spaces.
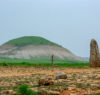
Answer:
xmin=0 ymin=45 xmax=85 ymax=61
xmin=0 ymin=66 xmax=100 ymax=95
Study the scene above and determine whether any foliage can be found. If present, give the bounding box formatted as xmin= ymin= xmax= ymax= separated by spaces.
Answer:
xmin=76 ymin=83 xmax=84 ymax=88
xmin=0 ymin=57 xmax=89 ymax=67
xmin=2 ymin=61 xmax=9 ymax=66
xmin=0 ymin=61 xmax=89 ymax=68
xmin=94 ymin=93 xmax=100 ymax=95
xmin=5 ymin=36 xmax=61 ymax=47
xmin=0 ymin=57 xmax=89 ymax=68
xmin=17 ymin=84 xmax=38 ymax=95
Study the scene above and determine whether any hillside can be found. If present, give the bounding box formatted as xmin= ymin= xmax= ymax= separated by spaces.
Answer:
xmin=0 ymin=36 xmax=86 ymax=63
xmin=5 ymin=36 xmax=61 ymax=47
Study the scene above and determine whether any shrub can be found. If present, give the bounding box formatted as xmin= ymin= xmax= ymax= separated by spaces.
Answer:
xmin=2 ymin=61 xmax=9 ymax=66
xmin=94 ymin=93 xmax=100 ymax=95
xmin=17 ymin=84 xmax=38 ymax=95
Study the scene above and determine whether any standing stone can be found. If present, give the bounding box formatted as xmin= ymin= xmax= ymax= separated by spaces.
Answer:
xmin=90 ymin=39 xmax=100 ymax=67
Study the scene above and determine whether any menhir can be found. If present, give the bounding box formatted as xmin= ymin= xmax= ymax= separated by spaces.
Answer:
xmin=90 ymin=39 xmax=100 ymax=67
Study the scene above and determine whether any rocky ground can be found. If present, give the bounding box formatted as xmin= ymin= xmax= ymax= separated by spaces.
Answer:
xmin=0 ymin=66 xmax=100 ymax=95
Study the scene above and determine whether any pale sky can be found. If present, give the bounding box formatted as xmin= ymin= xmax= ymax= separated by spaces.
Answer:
xmin=0 ymin=0 xmax=100 ymax=57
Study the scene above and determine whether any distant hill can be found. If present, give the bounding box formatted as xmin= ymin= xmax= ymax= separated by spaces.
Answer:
xmin=0 ymin=36 xmax=86 ymax=63
xmin=5 ymin=36 xmax=61 ymax=47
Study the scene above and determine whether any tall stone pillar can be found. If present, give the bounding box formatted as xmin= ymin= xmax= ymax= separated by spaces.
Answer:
xmin=90 ymin=39 xmax=100 ymax=67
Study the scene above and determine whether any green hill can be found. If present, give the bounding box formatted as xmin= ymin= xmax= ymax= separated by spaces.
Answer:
xmin=0 ymin=36 xmax=86 ymax=63
xmin=5 ymin=36 xmax=61 ymax=47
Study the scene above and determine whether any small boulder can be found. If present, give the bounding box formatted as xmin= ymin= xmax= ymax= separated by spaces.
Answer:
xmin=38 ymin=91 xmax=47 ymax=95
xmin=38 ymin=77 xmax=54 ymax=86
xmin=56 ymin=72 xmax=67 ymax=80
xmin=6 ymin=90 xmax=13 ymax=94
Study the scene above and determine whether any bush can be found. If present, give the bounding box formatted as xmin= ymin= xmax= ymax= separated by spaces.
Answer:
xmin=2 ymin=61 xmax=9 ymax=66
xmin=94 ymin=93 xmax=100 ymax=95
xmin=17 ymin=84 xmax=38 ymax=95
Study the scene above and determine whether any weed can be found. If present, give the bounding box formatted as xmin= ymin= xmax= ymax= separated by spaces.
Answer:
xmin=76 ymin=83 xmax=84 ymax=88
xmin=2 ymin=61 xmax=9 ymax=66
xmin=17 ymin=84 xmax=38 ymax=95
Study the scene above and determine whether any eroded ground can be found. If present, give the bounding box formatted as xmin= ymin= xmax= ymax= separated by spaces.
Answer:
xmin=0 ymin=66 xmax=100 ymax=95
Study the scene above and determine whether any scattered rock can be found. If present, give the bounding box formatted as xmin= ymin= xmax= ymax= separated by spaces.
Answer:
xmin=68 ymin=85 xmax=76 ymax=90
xmin=38 ymin=77 xmax=54 ymax=86
xmin=5 ymin=90 xmax=13 ymax=94
xmin=38 ymin=91 xmax=47 ymax=95
xmin=56 ymin=72 xmax=67 ymax=80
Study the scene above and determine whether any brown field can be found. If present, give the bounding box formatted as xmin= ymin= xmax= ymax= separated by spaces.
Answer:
xmin=0 ymin=66 xmax=100 ymax=95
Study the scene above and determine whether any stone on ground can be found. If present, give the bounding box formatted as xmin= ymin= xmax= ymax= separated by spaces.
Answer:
xmin=56 ymin=72 xmax=67 ymax=80
xmin=38 ymin=77 xmax=54 ymax=86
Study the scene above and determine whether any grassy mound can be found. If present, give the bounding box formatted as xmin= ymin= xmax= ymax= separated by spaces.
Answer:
xmin=5 ymin=36 xmax=61 ymax=47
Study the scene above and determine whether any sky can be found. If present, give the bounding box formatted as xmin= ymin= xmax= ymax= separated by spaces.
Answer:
xmin=0 ymin=0 xmax=100 ymax=57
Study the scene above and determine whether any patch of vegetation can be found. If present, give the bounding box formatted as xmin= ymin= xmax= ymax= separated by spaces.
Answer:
xmin=76 ymin=83 xmax=84 ymax=88
xmin=0 ymin=62 xmax=89 ymax=68
xmin=76 ymin=83 xmax=91 ymax=89
xmin=2 ymin=61 xmax=9 ymax=66
xmin=93 ymin=93 xmax=100 ymax=95
xmin=86 ymin=83 xmax=91 ymax=88
xmin=0 ymin=57 xmax=89 ymax=67
xmin=5 ymin=36 xmax=61 ymax=47
xmin=17 ymin=84 xmax=51 ymax=95
xmin=54 ymin=82 xmax=66 ymax=86
xmin=0 ymin=57 xmax=86 ymax=64
xmin=17 ymin=84 xmax=38 ymax=95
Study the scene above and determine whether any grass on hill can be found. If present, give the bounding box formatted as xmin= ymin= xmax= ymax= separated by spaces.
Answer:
xmin=0 ymin=57 xmax=87 ymax=64
xmin=5 ymin=36 xmax=61 ymax=47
